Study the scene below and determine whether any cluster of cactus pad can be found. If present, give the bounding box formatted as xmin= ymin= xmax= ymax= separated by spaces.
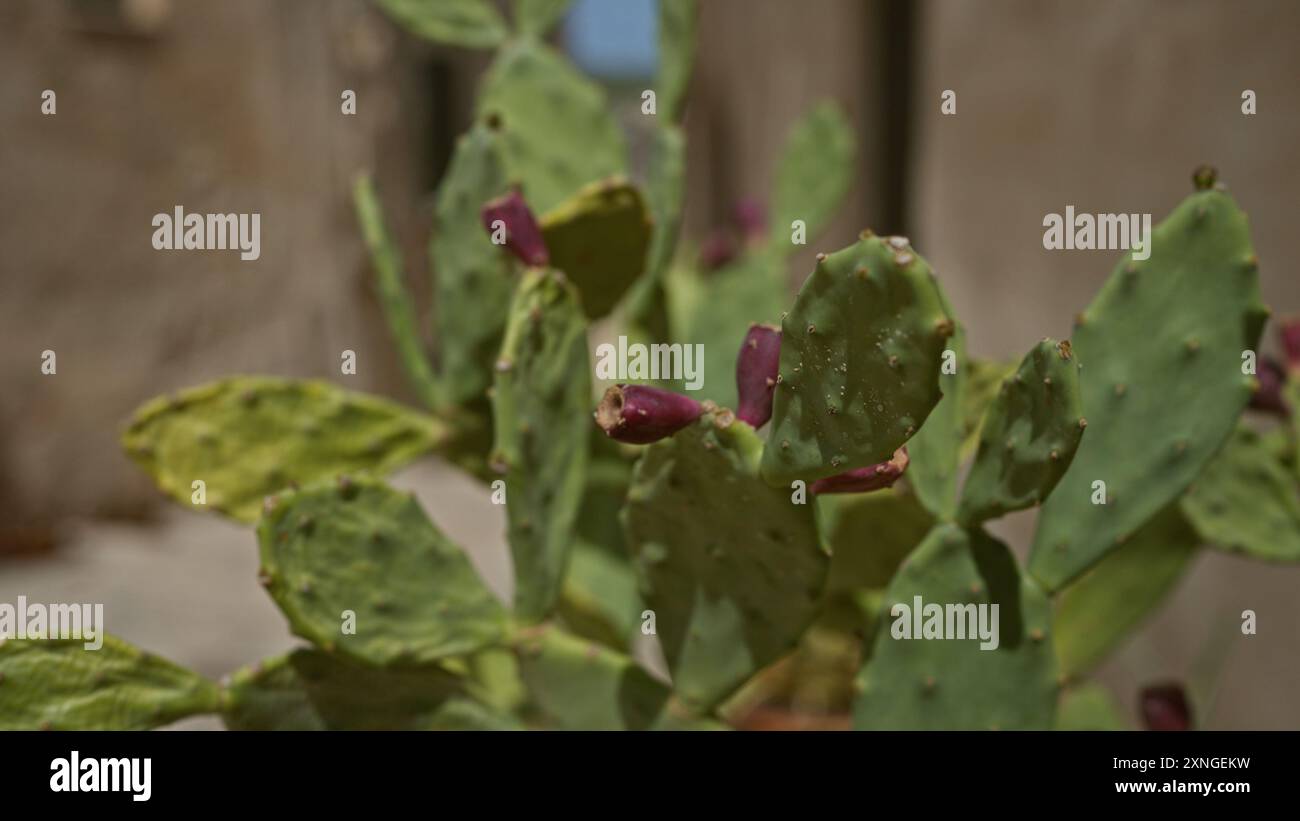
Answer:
xmin=6 ymin=0 xmax=1300 ymax=731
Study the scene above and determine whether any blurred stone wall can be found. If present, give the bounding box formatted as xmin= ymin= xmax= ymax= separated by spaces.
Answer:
xmin=0 ymin=0 xmax=453 ymax=537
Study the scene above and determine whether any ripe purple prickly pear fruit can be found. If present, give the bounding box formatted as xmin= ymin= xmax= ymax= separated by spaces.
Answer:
xmin=735 ymin=323 xmax=781 ymax=429
xmin=698 ymin=231 xmax=737 ymax=272
xmin=1249 ymin=354 xmax=1289 ymax=416
xmin=595 ymin=385 xmax=704 ymax=444
xmin=481 ymin=188 xmax=549 ymax=267
xmin=1139 ymin=683 xmax=1192 ymax=731
xmin=733 ymin=197 xmax=767 ymax=243
xmin=1280 ymin=315 xmax=1300 ymax=374
xmin=810 ymin=448 xmax=910 ymax=495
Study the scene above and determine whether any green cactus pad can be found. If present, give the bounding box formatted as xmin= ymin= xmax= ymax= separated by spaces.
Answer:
xmin=1056 ymin=682 xmax=1126 ymax=730
xmin=288 ymin=648 xmax=519 ymax=730
xmin=539 ymin=178 xmax=651 ymax=319
xmin=0 ymin=636 xmax=219 ymax=730
xmin=513 ymin=0 xmax=571 ymax=37
xmin=478 ymin=40 xmax=626 ymax=214
xmin=623 ymin=415 xmax=828 ymax=711
xmin=558 ymin=540 xmax=643 ymax=650
xmin=903 ymin=282 xmax=966 ymax=520
xmin=220 ymin=654 xmax=326 ymax=731
xmin=656 ymin=0 xmax=697 ymax=122
xmin=1288 ymin=379 xmax=1300 ymax=476
xmin=665 ymin=250 xmax=786 ymax=405
xmin=818 ymin=486 xmax=934 ymax=594
xmin=1053 ymin=505 xmax=1199 ymax=678
xmin=513 ymin=624 xmax=672 ymax=730
xmin=257 ymin=477 xmax=507 ymax=666
xmin=492 ymin=269 xmax=591 ymax=620
xmin=853 ymin=524 xmax=1058 ymax=730
xmin=1181 ymin=426 xmax=1300 ymax=561
xmin=376 ymin=0 xmax=508 ymax=48
xmin=960 ymin=357 xmax=1019 ymax=458
xmin=957 ymin=338 xmax=1086 ymax=525
xmin=353 ymin=174 xmax=442 ymax=410
xmin=122 ymin=376 xmax=447 ymax=523
xmin=556 ymin=434 xmax=643 ymax=649
xmin=770 ymin=101 xmax=855 ymax=243
xmin=1029 ymin=188 xmax=1266 ymax=591
xmin=431 ymin=122 xmax=515 ymax=411
xmin=624 ymin=126 xmax=687 ymax=344
xmin=761 ymin=235 xmax=953 ymax=485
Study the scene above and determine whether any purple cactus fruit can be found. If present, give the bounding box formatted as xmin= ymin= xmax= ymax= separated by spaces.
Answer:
xmin=1280 ymin=315 xmax=1300 ymax=374
xmin=810 ymin=448 xmax=910 ymax=495
xmin=481 ymin=188 xmax=549 ymax=267
xmin=698 ymin=231 xmax=736 ymax=272
xmin=1139 ymin=683 xmax=1192 ymax=731
xmin=595 ymin=385 xmax=704 ymax=444
xmin=735 ymin=323 xmax=782 ymax=429
xmin=733 ymin=197 xmax=767 ymax=243
xmin=1249 ymin=355 xmax=1289 ymax=416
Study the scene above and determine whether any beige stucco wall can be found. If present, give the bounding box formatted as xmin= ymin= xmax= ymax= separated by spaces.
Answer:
xmin=0 ymin=0 xmax=435 ymax=530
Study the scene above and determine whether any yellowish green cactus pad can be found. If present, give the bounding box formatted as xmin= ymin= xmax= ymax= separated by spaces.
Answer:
xmin=0 ymin=636 xmax=219 ymax=730
xmin=122 ymin=376 xmax=447 ymax=523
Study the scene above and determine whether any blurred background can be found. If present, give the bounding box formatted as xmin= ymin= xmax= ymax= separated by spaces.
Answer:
xmin=2 ymin=0 xmax=1299 ymax=728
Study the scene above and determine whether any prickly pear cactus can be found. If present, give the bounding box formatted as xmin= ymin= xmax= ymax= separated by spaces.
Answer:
xmin=959 ymin=357 xmax=1020 ymax=457
xmin=1056 ymin=683 xmax=1126 ymax=730
xmin=257 ymin=476 xmax=507 ymax=666
xmin=623 ymin=414 xmax=828 ymax=711
xmin=655 ymin=0 xmax=697 ymax=122
xmin=853 ymin=525 xmax=1058 ymax=730
xmin=491 ymin=268 xmax=592 ymax=620
xmin=761 ymin=234 xmax=953 ymax=485
xmin=1181 ymin=426 xmax=1300 ymax=560
xmin=1052 ymin=505 xmax=1199 ymax=678
xmin=769 ymin=101 xmax=855 ymax=242
xmin=623 ymin=126 xmax=687 ymax=344
xmin=376 ymin=0 xmax=509 ymax=49
xmin=513 ymin=624 xmax=672 ymax=730
xmin=354 ymin=174 xmax=443 ymax=410
xmin=902 ymin=285 xmax=967 ymax=521
xmin=667 ymin=249 xmax=786 ymax=405
xmin=539 ymin=178 xmax=652 ymax=319
xmin=818 ymin=487 xmax=935 ymax=594
xmin=0 ymin=636 xmax=220 ymax=730
xmin=220 ymin=654 xmax=327 ymax=731
xmin=122 ymin=377 xmax=446 ymax=523
xmin=662 ymin=101 xmax=854 ymax=408
xmin=284 ymin=648 xmax=518 ymax=731
xmin=430 ymin=121 xmax=515 ymax=411
xmin=956 ymin=338 xmax=1086 ymax=525
xmin=477 ymin=39 xmax=626 ymax=214
xmin=513 ymin=0 xmax=572 ymax=38
xmin=1030 ymin=183 xmax=1267 ymax=591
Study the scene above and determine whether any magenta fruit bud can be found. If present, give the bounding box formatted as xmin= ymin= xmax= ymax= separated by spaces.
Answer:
xmin=1139 ymin=683 xmax=1192 ymax=731
xmin=1280 ymin=315 xmax=1300 ymax=374
xmin=733 ymin=197 xmax=767 ymax=243
xmin=1249 ymin=355 xmax=1289 ymax=416
xmin=811 ymin=448 xmax=910 ymax=495
xmin=698 ymin=231 xmax=736 ymax=272
xmin=481 ymin=188 xmax=549 ymax=267
xmin=595 ymin=385 xmax=704 ymax=444
xmin=735 ymin=323 xmax=781 ymax=429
